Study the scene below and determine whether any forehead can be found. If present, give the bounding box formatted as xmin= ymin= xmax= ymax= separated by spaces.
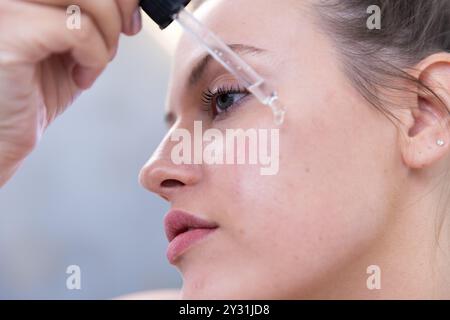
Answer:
xmin=171 ymin=0 xmax=300 ymax=77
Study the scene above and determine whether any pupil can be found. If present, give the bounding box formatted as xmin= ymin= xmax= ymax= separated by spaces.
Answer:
xmin=217 ymin=94 xmax=233 ymax=110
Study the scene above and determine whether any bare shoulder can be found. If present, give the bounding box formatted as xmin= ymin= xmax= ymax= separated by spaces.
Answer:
xmin=116 ymin=289 xmax=181 ymax=300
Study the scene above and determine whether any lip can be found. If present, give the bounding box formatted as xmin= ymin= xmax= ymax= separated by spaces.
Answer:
xmin=164 ymin=210 xmax=218 ymax=264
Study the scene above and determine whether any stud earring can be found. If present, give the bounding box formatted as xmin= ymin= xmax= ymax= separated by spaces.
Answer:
xmin=437 ymin=139 xmax=445 ymax=147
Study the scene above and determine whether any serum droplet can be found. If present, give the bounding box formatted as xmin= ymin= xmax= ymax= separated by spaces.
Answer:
xmin=267 ymin=93 xmax=286 ymax=126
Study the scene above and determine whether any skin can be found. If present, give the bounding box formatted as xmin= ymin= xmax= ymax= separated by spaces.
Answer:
xmin=0 ymin=0 xmax=141 ymax=186
xmin=139 ymin=0 xmax=450 ymax=299
xmin=1 ymin=0 xmax=450 ymax=299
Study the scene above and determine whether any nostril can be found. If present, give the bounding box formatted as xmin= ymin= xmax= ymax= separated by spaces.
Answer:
xmin=161 ymin=179 xmax=185 ymax=188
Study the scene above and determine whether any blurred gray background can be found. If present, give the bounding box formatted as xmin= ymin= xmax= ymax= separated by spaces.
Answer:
xmin=0 ymin=26 xmax=183 ymax=299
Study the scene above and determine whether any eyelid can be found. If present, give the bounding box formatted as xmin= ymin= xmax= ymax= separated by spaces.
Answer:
xmin=213 ymin=93 xmax=251 ymax=122
xmin=202 ymin=83 xmax=248 ymax=104
xmin=187 ymin=46 xmax=269 ymax=88
xmin=208 ymin=74 xmax=240 ymax=92
xmin=201 ymin=83 xmax=250 ymax=121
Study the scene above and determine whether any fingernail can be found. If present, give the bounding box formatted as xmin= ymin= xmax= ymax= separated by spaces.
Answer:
xmin=131 ymin=8 xmax=142 ymax=35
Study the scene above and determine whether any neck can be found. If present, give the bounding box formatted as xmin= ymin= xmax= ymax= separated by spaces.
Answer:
xmin=306 ymin=180 xmax=450 ymax=299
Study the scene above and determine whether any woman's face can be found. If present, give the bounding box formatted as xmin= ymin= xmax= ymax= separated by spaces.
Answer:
xmin=140 ymin=0 xmax=403 ymax=299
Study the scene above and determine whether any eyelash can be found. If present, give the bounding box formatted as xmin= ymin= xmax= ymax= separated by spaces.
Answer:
xmin=201 ymin=84 xmax=250 ymax=119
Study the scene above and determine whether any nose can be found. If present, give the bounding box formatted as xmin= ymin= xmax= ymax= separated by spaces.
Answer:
xmin=139 ymin=134 xmax=202 ymax=202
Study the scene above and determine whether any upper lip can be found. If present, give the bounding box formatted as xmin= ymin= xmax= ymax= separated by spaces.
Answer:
xmin=164 ymin=210 xmax=218 ymax=242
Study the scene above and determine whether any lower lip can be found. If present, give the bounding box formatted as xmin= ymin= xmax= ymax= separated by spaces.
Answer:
xmin=167 ymin=228 xmax=217 ymax=264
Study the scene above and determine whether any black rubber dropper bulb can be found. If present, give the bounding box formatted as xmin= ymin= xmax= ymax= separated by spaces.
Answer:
xmin=140 ymin=0 xmax=192 ymax=30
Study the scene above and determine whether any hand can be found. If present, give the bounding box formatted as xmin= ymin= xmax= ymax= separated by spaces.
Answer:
xmin=0 ymin=0 xmax=142 ymax=186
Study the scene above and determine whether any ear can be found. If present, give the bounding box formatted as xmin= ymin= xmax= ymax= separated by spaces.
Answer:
xmin=399 ymin=53 xmax=450 ymax=169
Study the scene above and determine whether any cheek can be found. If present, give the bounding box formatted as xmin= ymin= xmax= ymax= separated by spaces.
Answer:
xmin=205 ymin=79 xmax=396 ymax=289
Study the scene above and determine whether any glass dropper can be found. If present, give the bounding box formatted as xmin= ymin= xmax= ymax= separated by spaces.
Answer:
xmin=140 ymin=0 xmax=286 ymax=125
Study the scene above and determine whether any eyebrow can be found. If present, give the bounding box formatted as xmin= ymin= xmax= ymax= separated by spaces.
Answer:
xmin=164 ymin=44 xmax=267 ymax=127
xmin=187 ymin=44 xmax=267 ymax=88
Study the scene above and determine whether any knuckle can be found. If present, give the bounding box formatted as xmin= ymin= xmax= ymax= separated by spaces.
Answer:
xmin=74 ymin=15 xmax=94 ymax=42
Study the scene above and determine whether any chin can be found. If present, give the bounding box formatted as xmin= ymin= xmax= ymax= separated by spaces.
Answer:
xmin=180 ymin=273 xmax=244 ymax=300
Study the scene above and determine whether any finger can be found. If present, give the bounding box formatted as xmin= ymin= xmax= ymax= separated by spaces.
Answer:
xmin=0 ymin=1 xmax=110 ymax=89
xmin=115 ymin=0 xmax=141 ymax=35
xmin=22 ymin=0 xmax=123 ymax=53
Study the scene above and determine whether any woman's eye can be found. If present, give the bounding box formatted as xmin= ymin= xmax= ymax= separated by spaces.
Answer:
xmin=202 ymin=86 xmax=249 ymax=119
xmin=215 ymin=92 xmax=247 ymax=113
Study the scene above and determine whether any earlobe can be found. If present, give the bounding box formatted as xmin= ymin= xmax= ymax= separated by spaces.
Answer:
xmin=401 ymin=129 xmax=450 ymax=169
xmin=400 ymin=53 xmax=450 ymax=169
